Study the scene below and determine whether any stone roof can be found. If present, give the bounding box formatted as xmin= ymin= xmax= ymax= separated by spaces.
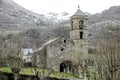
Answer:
xmin=33 ymin=47 xmax=44 ymax=52
xmin=43 ymin=37 xmax=59 ymax=46
xmin=73 ymin=8 xmax=86 ymax=16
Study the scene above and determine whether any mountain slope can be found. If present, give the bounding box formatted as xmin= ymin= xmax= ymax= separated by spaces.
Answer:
xmin=0 ymin=0 xmax=46 ymax=30
xmin=88 ymin=6 xmax=120 ymax=25
xmin=88 ymin=6 xmax=120 ymax=49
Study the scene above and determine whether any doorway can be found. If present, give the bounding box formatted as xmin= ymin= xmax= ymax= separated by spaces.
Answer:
xmin=60 ymin=63 xmax=66 ymax=72
xmin=60 ymin=60 xmax=73 ymax=73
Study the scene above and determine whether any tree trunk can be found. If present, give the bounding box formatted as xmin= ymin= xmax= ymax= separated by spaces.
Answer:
xmin=110 ymin=72 xmax=117 ymax=80
xmin=14 ymin=73 xmax=18 ymax=80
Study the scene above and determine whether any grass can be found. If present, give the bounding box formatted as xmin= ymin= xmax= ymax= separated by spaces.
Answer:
xmin=1 ymin=67 xmax=98 ymax=79
xmin=51 ymin=72 xmax=78 ymax=78
xmin=1 ymin=67 xmax=12 ymax=73
xmin=1 ymin=67 xmax=78 ymax=78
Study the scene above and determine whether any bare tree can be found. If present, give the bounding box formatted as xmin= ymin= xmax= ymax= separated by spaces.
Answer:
xmin=4 ymin=34 xmax=24 ymax=80
xmin=93 ymin=22 xmax=120 ymax=80
xmin=75 ymin=55 xmax=92 ymax=80
xmin=95 ymin=38 xmax=120 ymax=80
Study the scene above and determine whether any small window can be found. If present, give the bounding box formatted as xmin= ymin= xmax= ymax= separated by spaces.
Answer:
xmin=24 ymin=59 xmax=26 ymax=62
xmin=64 ymin=40 xmax=66 ymax=43
xmin=80 ymin=31 xmax=83 ymax=39
xmin=71 ymin=21 xmax=73 ymax=30
xmin=61 ymin=48 xmax=64 ymax=51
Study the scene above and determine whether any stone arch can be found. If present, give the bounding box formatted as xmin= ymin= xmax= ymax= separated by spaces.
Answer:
xmin=60 ymin=62 xmax=66 ymax=72
xmin=59 ymin=60 xmax=74 ymax=73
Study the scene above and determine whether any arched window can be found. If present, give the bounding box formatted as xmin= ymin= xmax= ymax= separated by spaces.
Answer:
xmin=71 ymin=20 xmax=73 ymax=30
xmin=79 ymin=20 xmax=83 ymax=29
xmin=80 ymin=31 xmax=83 ymax=39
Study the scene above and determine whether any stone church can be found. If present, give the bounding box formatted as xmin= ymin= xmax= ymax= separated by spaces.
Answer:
xmin=32 ymin=6 xmax=88 ymax=74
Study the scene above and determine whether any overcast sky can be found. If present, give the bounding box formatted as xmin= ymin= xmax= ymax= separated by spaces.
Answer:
xmin=13 ymin=0 xmax=120 ymax=15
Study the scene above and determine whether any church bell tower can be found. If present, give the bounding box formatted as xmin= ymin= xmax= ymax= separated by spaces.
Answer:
xmin=70 ymin=6 xmax=88 ymax=57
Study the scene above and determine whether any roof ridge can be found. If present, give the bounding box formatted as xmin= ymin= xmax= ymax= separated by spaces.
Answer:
xmin=73 ymin=8 xmax=86 ymax=16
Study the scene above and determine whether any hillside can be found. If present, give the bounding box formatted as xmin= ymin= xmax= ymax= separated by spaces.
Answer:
xmin=0 ymin=0 xmax=47 ymax=30
xmin=88 ymin=6 xmax=120 ymax=49
xmin=88 ymin=6 xmax=120 ymax=25
xmin=0 ymin=0 xmax=72 ymax=31
xmin=0 ymin=0 xmax=120 ymax=48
